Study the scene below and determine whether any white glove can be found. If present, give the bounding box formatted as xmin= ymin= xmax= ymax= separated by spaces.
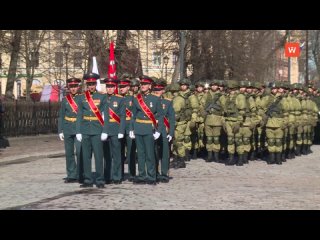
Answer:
xmin=59 ymin=133 xmax=64 ymax=141
xmin=118 ymin=133 xmax=124 ymax=139
xmin=101 ymin=133 xmax=108 ymax=141
xmin=167 ymin=135 xmax=172 ymax=142
xmin=102 ymin=112 xmax=105 ymax=120
xmin=129 ymin=131 xmax=135 ymax=139
xmin=153 ymin=131 xmax=160 ymax=140
xmin=76 ymin=134 xmax=82 ymax=142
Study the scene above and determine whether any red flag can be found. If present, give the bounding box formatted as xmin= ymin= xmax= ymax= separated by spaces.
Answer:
xmin=108 ymin=41 xmax=118 ymax=93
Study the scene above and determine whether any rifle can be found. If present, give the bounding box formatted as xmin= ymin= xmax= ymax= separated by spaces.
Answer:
xmin=266 ymin=96 xmax=282 ymax=118
xmin=205 ymin=93 xmax=222 ymax=114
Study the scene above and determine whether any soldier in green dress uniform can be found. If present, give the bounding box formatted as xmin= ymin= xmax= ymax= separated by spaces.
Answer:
xmin=101 ymin=78 xmax=126 ymax=184
xmin=76 ymin=73 xmax=107 ymax=188
xmin=129 ymin=76 xmax=164 ymax=185
xmin=58 ymin=77 xmax=83 ymax=183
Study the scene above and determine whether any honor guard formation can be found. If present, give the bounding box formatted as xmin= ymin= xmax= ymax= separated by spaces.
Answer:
xmin=58 ymin=74 xmax=320 ymax=188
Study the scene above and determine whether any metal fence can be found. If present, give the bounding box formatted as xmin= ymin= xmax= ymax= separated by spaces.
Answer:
xmin=1 ymin=101 xmax=60 ymax=137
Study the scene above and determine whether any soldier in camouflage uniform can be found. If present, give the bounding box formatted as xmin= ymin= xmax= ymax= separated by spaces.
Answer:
xmin=170 ymin=78 xmax=194 ymax=168
xmin=191 ymin=81 xmax=206 ymax=159
xmin=203 ymin=80 xmax=225 ymax=163
xmin=130 ymin=78 xmax=140 ymax=96
xmin=265 ymin=82 xmax=285 ymax=165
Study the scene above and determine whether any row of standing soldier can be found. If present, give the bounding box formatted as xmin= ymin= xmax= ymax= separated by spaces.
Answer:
xmin=58 ymin=74 xmax=320 ymax=188
xmin=58 ymin=73 xmax=175 ymax=188
xmin=168 ymin=79 xmax=319 ymax=168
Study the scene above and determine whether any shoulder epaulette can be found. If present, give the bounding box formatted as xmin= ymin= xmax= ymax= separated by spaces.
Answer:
xmin=115 ymin=94 xmax=123 ymax=98
xmin=164 ymin=97 xmax=172 ymax=101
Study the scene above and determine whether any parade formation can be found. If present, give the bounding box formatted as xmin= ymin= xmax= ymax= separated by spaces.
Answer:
xmin=58 ymin=73 xmax=320 ymax=188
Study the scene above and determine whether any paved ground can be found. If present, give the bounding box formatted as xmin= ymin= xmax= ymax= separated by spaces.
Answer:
xmin=1 ymin=134 xmax=320 ymax=210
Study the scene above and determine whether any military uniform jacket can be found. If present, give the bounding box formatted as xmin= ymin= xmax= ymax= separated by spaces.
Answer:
xmin=58 ymin=94 xmax=80 ymax=135
xmin=76 ymin=91 xmax=107 ymax=135
xmin=159 ymin=97 xmax=175 ymax=137
xmin=130 ymin=93 xmax=164 ymax=135
xmin=204 ymin=90 xmax=224 ymax=126
xmin=102 ymin=94 xmax=126 ymax=136
xmin=123 ymin=94 xmax=134 ymax=134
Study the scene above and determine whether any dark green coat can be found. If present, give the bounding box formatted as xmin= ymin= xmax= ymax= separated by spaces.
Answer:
xmin=58 ymin=94 xmax=80 ymax=135
xmin=159 ymin=97 xmax=175 ymax=137
xmin=123 ymin=94 xmax=134 ymax=134
xmin=76 ymin=91 xmax=107 ymax=135
xmin=102 ymin=94 xmax=126 ymax=136
xmin=130 ymin=93 xmax=164 ymax=135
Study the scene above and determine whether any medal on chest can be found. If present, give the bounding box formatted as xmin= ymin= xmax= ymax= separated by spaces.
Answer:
xmin=162 ymin=104 xmax=166 ymax=109
xmin=150 ymin=102 xmax=153 ymax=108
xmin=113 ymin=101 xmax=118 ymax=108
xmin=129 ymin=101 xmax=132 ymax=106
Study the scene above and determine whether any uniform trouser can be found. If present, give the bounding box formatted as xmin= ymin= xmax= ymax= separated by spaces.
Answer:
xmin=225 ymin=121 xmax=239 ymax=154
xmin=288 ymin=125 xmax=296 ymax=150
xmin=104 ymin=136 xmax=122 ymax=181
xmin=173 ymin=122 xmax=188 ymax=157
xmin=82 ymin=134 xmax=105 ymax=185
xmin=205 ymin=125 xmax=222 ymax=152
xmin=136 ymin=134 xmax=156 ymax=181
xmin=125 ymin=134 xmax=136 ymax=177
xmin=184 ymin=121 xmax=193 ymax=151
xmin=155 ymin=136 xmax=170 ymax=178
xmin=237 ymin=126 xmax=252 ymax=154
xmin=283 ymin=126 xmax=289 ymax=151
xmin=303 ymin=125 xmax=312 ymax=145
xmin=193 ymin=122 xmax=204 ymax=150
xmin=64 ymin=134 xmax=82 ymax=180
xmin=266 ymin=128 xmax=284 ymax=153
xmin=296 ymin=125 xmax=303 ymax=145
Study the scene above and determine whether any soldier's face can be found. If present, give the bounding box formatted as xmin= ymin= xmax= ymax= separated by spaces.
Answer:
xmin=211 ymin=85 xmax=219 ymax=91
xmin=87 ymin=83 xmax=97 ymax=92
xmin=106 ymin=85 xmax=116 ymax=95
xmin=132 ymin=86 xmax=139 ymax=92
xmin=180 ymin=84 xmax=188 ymax=91
xmin=246 ymin=88 xmax=253 ymax=94
xmin=196 ymin=86 xmax=204 ymax=93
xmin=119 ymin=86 xmax=130 ymax=95
xmin=69 ymin=85 xmax=79 ymax=95
xmin=140 ymin=83 xmax=151 ymax=92
xmin=271 ymin=88 xmax=278 ymax=94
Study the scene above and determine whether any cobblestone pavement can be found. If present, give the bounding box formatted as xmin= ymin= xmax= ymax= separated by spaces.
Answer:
xmin=1 ymin=136 xmax=320 ymax=209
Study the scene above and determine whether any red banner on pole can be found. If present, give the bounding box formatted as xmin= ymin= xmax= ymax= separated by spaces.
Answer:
xmin=108 ymin=41 xmax=118 ymax=94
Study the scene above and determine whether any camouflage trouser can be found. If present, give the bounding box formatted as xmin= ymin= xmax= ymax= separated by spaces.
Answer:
xmin=225 ymin=121 xmax=240 ymax=154
xmin=193 ymin=122 xmax=205 ymax=150
xmin=237 ymin=126 xmax=252 ymax=154
xmin=303 ymin=125 xmax=312 ymax=145
xmin=266 ymin=127 xmax=284 ymax=153
xmin=184 ymin=121 xmax=193 ymax=151
xmin=283 ymin=127 xmax=289 ymax=151
xmin=257 ymin=126 xmax=266 ymax=149
xmin=296 ymin=124 xmax=303 ymax=145
xmin=205 ymin=125 xmax=222 ymax=152
xmin=173 ymin=121 xmax=188 ymax=157
xmin=288 ymin=125 xmax=296 ymax=150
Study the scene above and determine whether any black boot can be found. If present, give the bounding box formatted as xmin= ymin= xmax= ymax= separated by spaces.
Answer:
xmin=226 ymin=154 xmax=235 ymax=165
xmin=301 ymin=144 xmax=308 ymax=155
xmin=267 ymin=152 xmax=275 ymax=164
xmin=249 ymin=151 xmax=257 ymax=161
xmin=185 ymin=149 xmax=190 ymax=161
xmin=206 ymin=151 xmax=212 ymax=162
xmin=243 ymin=152 xmax=248 ymax=164
xmin=175 ymin=157 xmax=186 ymax=169
xmin=281 ymin=151 xmax=286 ymax=162
xmin=236 ymin=154 xmax=243 ymax=166
xmin=275 ymin=152 xmax=282 ymax=165
xmin=213 ymin=151 xmax=220 ymax=163
xmin=192 ymin=149 xmax=197 ymax=160
xmin=295 ymin=145 xmax=301 ymax=156
xmin=169 ymin=155 xmax=178 ymax=168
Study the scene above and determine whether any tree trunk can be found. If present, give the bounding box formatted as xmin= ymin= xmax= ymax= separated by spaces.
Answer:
xmin=6 ymin=30 xmax=22 ymax=98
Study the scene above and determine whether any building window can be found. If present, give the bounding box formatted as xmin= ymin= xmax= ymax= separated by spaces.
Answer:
xmin=153 ymin=30 xmax=161 ymax=40
xmin=152 ymin=51 xmax=161 ymax=66
xmin=54 ymin=30 xmax=63 ymax=41
xmin=74 ymin=52 xmax=82 ymax=68
xmin=29 ymin=30 xmax=39 ymax=40
xmin=172 ymin=51 xmax=179 ymax=66
xmin=30 ymin=52 xmax=39 ymax=68
xmin=55 ymin=52 xmax=63 ymax=68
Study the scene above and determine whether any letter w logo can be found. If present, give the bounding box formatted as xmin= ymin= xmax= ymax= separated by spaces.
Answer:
xmin=285 ymin=43 xmax=300 ymax=57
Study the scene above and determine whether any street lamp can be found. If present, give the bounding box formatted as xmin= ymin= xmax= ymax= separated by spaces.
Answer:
xmin=163 ymin=55 xmax=169 ymax=81
xmin=62 ymin=41 xmax=70 ymax=99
